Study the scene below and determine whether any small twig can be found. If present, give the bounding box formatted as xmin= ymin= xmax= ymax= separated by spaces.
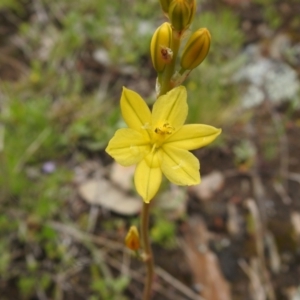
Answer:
xmin=246 ymin=199 xmax=276 ymax=300
xmin=0 ymin=124 xmax=4 ymax=153
xmin=265 ymin=232 xmax=281 ymax=274
xmin=86 ymin=169 xmax=103 ymax=233
xmin=121 ymin=247 xmax=131 ymax=277
xmin=36 ymin=289 xmax=48 ymax=300
xmin=56 ymin=258 xmax=90 ymax=282
xmin=264 ymin=91 xmax=289 ymax=190
xmin=246 ymin=121 xmax=268 ymax=224
xmin=155 ymin=266 xmax=204 ymax=300
xmin=48 ymin=221 xmax=125 ymax=251
xmin=239 ymin=259 xmax=266 ymax=300
xmin=250 ymin=170 xmax=268 ymax=223
xmin=89 ymin=244 xmax=113 ymax=280
xmin=0 ymin=50 xmax=29 ymax=76
xmin=33 ymin=0 xmax=50 ymax=24
xmin=286 ymin=172 xmax=300 ymax=184
xmin=86 ymin=205 xmax=99 ymax=233
xmin=272 ymin=180 xmax=292 ymax=205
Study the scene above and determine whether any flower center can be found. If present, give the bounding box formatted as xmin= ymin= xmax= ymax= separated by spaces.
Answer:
xmin=143 ymin=121 xmax=174 ymax=168
xmin=152 ymin=121 xmax=174 ymax=148
xmin=154 ymin=122 xmax=174 ymax=135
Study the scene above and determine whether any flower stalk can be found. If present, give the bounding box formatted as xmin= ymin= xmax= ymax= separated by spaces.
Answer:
xmin=141 ymin=202 xmax=154 ymax=300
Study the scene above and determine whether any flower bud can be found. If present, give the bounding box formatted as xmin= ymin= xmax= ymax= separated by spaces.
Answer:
xmin=125 ymin=226 xmax=140 ymax=251
xmin=159 ymin=0 xmax=173 ymax=15
xmin=187 ymin=0 xmax=196 ymax=28
xmin=180 ymin=28 xmax=211 ymax=70
xmin=150 ymin=22 xmax=173 ymax=73
xmin=169 ymin=0 xmax=196 ymax=32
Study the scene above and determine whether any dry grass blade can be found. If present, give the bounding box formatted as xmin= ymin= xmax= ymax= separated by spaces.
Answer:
xmin=245 ymin=199 xmax=276 ymax=300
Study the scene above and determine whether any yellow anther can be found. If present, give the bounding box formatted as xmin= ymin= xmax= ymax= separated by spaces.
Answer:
xmin=154 ymin=122 xmax=174 ymax=135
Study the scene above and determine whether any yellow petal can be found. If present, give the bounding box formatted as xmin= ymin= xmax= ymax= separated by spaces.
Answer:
xmin=144 ymin=148 xmax=163 ymax=168
xmin=165 ymin=124 xmax=221 ymax=150
xmin=134 ymin=158 xmax=162 ymax=203
xmin=121 ymin=87 xmax=151 ymax=135
xmin=161 ymin=146 xmax=200 ymax=185
xmin=152 ymin=86 xmax=188 ymax=130
xmin=106 ymin=128 xmax=150 ymax=166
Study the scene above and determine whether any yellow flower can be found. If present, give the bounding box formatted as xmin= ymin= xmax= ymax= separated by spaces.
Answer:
xmin=106 ymin=86 xmax=221 ymax=203
xmin=125 ymin=226 xmax=140 ymax=251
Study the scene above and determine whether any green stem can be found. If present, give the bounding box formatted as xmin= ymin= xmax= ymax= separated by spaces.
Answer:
xmin=141 ymin=202 xmax=154 ymax=300
xmin=159 ymin=30 xmax=181 ymax=96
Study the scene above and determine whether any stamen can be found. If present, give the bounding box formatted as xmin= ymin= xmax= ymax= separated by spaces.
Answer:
xmin=154 ymin=122 xmax=174 ymax=135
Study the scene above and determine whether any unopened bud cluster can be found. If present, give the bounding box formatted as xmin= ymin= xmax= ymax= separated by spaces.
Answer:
xmin=151 ymin=0 xmax=211 ymax=94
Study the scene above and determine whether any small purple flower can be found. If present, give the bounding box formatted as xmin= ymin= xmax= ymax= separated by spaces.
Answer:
xmin=42 ymin=161 xmax=56 ymax=174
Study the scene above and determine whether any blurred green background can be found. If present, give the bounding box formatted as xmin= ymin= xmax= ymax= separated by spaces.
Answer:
xmin=1 ymin=0 xmax=300 ymax=299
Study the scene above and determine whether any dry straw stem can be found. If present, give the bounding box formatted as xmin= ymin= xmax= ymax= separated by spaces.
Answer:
xmin=245 ymin=199 xmax=276 ymax=300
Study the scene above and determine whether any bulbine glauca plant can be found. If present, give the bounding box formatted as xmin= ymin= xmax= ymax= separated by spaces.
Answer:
xmin=106 ymin=0 xmax=221 ymax=299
